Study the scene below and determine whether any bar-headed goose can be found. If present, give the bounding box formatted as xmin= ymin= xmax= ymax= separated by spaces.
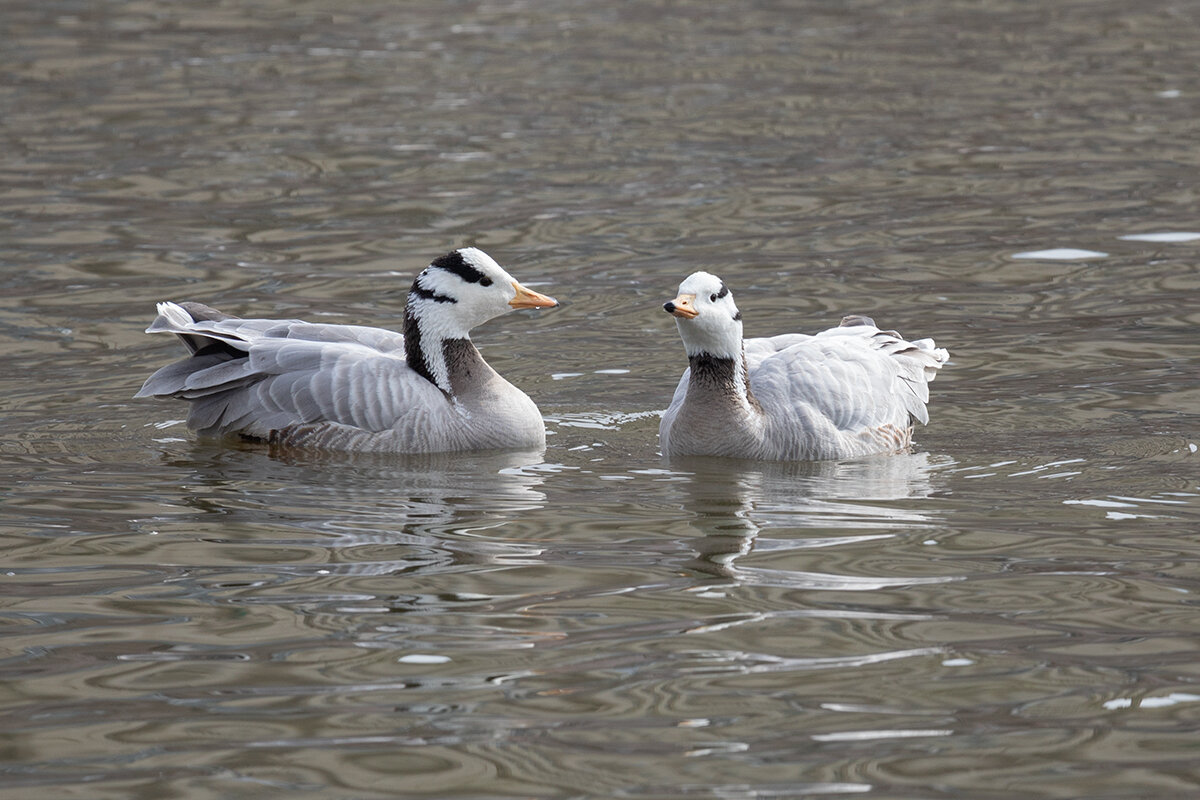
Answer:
xmin=136 ymin=248 xmax=558 ymax=453
xmin=660 ymin=271 xmax=947 ymax=461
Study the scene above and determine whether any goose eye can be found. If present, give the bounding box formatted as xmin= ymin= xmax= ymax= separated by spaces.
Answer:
xmin=709 ymin=293 xmax=717 ymax=302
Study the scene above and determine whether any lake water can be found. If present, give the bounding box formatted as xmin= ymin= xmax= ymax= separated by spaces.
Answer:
xmin=3 ymin=1 xmax=1199 ymax=797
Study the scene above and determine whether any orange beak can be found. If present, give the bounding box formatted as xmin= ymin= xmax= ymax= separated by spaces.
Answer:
xmin=509 ymin=281 xmax=558 ymax=309
xmin=664 ymin=293 xmax=698 ymax=319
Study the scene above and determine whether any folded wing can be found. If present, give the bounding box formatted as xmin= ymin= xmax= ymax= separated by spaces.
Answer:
xmin=748 ymin=320 xmax=948 ymax=435
xmin=135 ymin=301 xmax=448 ymax=443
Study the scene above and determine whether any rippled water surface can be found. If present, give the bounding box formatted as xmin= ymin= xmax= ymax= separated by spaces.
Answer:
xmin=3 ymin=1 xmax=1200 ymax=797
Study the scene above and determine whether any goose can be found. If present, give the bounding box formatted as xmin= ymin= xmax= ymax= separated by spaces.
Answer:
xmin=660 ymin=271 xmax=948 ymax=461
xmin=135 ymin=247 xmax=558 ymax=453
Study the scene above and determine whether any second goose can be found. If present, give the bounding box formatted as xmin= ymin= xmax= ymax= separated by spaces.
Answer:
xmin=660 ymin=271 xmax=948 ymax=461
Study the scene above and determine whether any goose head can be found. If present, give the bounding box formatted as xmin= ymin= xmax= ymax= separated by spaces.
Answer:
xmin=663 ymin=271 xmax=743 ymax=360
xmin=406 ymin=247 xmax=557 ymax=340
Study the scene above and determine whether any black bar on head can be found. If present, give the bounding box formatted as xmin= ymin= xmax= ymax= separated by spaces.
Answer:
xmin=431 ymin=250 xmax=493 ymax=286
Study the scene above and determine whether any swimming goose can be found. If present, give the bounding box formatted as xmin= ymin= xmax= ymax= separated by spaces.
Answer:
xmin=135 ymin=247 xmax=558 ymax=453
xmin=660 ymin=272 xmax=948 ymax=461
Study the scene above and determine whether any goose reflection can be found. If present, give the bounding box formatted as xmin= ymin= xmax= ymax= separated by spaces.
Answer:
xmin=153 ymin=444 xmax=551 ymax=578
xmin=667 ymin=452 xmax=951 ymax=583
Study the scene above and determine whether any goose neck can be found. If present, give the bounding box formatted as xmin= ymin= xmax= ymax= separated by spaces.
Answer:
xmin=404 ymin=306 xmax=473 ymax=395
xmin=687 ymin=348 xmax=761 ymax=415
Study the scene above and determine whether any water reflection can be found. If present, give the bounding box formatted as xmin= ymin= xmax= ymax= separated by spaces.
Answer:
xmin=665 ymin=452 xmax=952 ymax=583
xmin=165 ymin=441 xmax=549 ymax=504
xmin=132 ymin=444 xmax=550 ymax=585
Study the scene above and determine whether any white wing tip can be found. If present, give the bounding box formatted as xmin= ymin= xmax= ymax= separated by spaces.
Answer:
xmin=146 ymin=301 xmax=194 ymax=333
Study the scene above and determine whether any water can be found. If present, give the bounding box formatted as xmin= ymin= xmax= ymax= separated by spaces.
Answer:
xmin=3 ymin=0 xmax=1199 ymax=797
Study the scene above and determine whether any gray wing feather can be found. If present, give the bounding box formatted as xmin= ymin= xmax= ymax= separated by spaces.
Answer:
xmin=135 ymin=354 xmax=227 ymax=398
xmin=182 ymin=359 xmax=256 ymax=395
xmin=137 ymin=301 xmax=445 ymax=442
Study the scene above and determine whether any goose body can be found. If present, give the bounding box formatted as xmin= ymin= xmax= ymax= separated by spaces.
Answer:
xmin=660 ymin=272 xmax=947 ymax=461
xmin=136 ymin=248 xmax=557 ymax=453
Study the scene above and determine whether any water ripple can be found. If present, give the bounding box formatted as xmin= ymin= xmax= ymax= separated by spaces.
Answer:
xmin=4 ymin=1 xmax=1200 ymax=797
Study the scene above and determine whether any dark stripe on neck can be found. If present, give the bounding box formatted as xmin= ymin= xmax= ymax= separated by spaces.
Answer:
xmin=689 ymin=352 xmax=739 ymax=389
xmin=403 ymin=307 xmax=443 ymax=391
xmin=688 ymin=350 xmax=761 ymax=412
xmin=431 ymin=250 xmax=493 ymax=286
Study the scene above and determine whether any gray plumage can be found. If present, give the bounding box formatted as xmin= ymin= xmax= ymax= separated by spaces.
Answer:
xmin=660 ymin=271 xmax=948 ymax=461
xmin=136 ymin=248 xmax=558 ymax=453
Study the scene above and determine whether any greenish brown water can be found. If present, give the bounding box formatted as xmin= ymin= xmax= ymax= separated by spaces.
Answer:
xmin=2 ymin=1 xmax=1199 ymax=797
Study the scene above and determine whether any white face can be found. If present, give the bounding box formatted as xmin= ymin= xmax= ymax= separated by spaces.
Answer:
xmin=664 ymin=271 xmax=743 ymax=359
xmin=410 ymin=248 xmax=514 ymax=337
xmin=408 ymin=247 xmax=553 ymax=340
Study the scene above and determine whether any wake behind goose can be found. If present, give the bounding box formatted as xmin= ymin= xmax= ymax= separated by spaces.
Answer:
xmin=136 ymin=248 xmax=558 ymax=453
